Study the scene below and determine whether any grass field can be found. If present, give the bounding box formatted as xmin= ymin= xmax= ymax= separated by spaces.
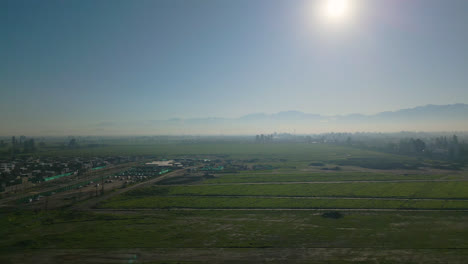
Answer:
xmin=30 ymin=142 xmax=413 ymax=162
xmin=100 ymin=196 xmax=468 ymax=210
xmin=30 ymin=142 xmax=462 ymax=173
xmin=109 ymin=181 xmax=468 ymax=199
xmin=202 ymin=172 xmax=458 ymax=184
xmin=96 ymin=176 xmax=468 ymax=211
xmin=2 ymin=210 xmax=468 ymax=250
xmin=2 ymin=143 xmax=468 ymax=263
xmin=1 ymin=209 xmax=468 ymax=263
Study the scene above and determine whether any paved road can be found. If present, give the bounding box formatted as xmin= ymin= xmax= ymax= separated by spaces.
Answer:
xmin=74 ymin=167 xmax=191 ymax=210
xmin=0 ymin=162 xmax=140 ymax=206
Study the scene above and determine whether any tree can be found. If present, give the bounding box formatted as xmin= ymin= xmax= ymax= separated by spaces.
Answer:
xmin=68 ymin=138 xmax=78 ymax=148
xmin=412 ymin=139 xmax=426 ymax=153
xmin=449 ymin=134 xmax=460 ymax=159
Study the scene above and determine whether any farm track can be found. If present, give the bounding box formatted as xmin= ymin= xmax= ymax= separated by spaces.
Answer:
xmin=149 ymin=195 xmax=468 ymax=201
xmin=166 ymin=179 xmax=468 ymax=186
xmin=91 ymin=208 xmax=468 ymax=212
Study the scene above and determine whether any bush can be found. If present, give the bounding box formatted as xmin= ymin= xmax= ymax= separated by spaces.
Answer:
xmin=309 ymin=162 xmax=325 ymax=166
xmin=322 ymin=211 xmax=344 ymax=219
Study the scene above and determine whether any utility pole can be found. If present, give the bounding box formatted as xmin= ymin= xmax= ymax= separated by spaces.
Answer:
xmin=44 ymin=195 xmax=49 ymax=211
xmin=101 ymin=175 xmax=104 ymax=195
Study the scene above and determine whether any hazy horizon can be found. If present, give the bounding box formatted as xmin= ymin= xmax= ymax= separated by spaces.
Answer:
xmin=3 ymin=0 xmax=468 ymax=135
xmin=0 ymin=103 xmax=466 ymax=136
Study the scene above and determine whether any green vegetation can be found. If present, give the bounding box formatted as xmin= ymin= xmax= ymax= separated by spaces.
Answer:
xmin=30 ymin=142 xmax=459 ymax=172
xmin=3 ymin=142 xmax=468 ymax=263
xmin=99 ymin=181 xmax=468 ymax=210
xmin=2 ymin=210 xmax=468 ymax=250
xmin=30 ymin=142 xmax=410 ymax=162
xmin=100 ymin=195 xmax=468 ymax=210
xmin=203 ymin=172 xmax=452 ymax=184
xmin=119 ymin=181 xmax=468 ymax=199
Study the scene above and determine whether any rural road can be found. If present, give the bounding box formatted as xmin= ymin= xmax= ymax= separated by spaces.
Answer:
xmin=173 ymin=179 xmax=468 ymax=186
xmin=0 ymin=162 xmax=140 ymax=206
xmin=142 ymin=195 xmax=468 ymax=201
xmin=73 ymin=167 xmax=191 ymax=210
xmin=90 ymin=208 xmax=468 ymax=212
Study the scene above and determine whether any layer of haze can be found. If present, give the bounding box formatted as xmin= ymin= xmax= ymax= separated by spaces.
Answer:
xmin=2 ymin=0 xmax=468 ymax=135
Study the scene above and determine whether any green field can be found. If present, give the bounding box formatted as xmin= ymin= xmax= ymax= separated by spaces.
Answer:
xmin=1 ymin=210 xmax=467 ymax=250
xmin=31 ymin=142 xmax=413 ymax=162
xmin=111 ymin=181 xmax=468 ymax=199
xmin=30 ymin=142 xmax=461 ymax=172
xmin=202 ymin=172 xmax=456 ymax=184
xmin=100 ymin=196 xmax=468 ymax=210
xmin=1 ymin=209 xmax=468 ymax=263
xmin=2 ymin=142 xmax=468 ymax=263
xmin=97 ymin=180 xmax=468 ymax=210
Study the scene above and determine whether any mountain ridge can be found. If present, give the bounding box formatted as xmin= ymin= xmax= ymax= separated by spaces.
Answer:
xmin=162 ymin=103 xmax=468 ymax=121
xmin=78 ymin=103 xmax=468 ymax=135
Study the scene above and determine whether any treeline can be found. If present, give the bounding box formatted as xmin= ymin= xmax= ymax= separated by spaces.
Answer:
xmin=326 ymin=133 xmax=467 ymax=162
xmin=255 ymin=134 xmax=274 ymax=143
xmin=0 ymin=136 xmax=112 ymax=157
xmin=61 ymin=138 xmax=107 ymax=149
xmin=251 ymin=132 xmax=468 ymax=162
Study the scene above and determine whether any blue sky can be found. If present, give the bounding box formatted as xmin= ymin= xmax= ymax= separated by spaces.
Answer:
xmin=2 ymin=0 xmax=468 ymax=135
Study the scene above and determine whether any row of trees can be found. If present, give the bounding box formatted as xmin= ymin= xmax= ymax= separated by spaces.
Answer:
xmin=251 ymin=132 xmax=467 ymax=162
xmin=255 ymin=134 xmax=274 ymax=143
xmin=353 ymin=134 xmax=465 ymax=161
xmin=396 ymin=138 xmax=427 ymax=153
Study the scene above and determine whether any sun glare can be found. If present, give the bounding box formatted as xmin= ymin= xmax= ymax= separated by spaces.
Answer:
xmin=323 ymin=0 xmax=351 ymax=22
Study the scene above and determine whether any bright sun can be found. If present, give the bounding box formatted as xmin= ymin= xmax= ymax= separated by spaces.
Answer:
xmin=323 ymin=0 xmax=351 ymax=22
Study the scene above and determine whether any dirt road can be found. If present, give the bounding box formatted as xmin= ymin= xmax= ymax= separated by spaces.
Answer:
xmin=90 ymin=208 xmax=468 ymax=212
xmin=174 ymin=179 xmax=468 ymax=186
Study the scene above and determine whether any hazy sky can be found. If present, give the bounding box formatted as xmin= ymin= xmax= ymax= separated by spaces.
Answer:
xmin=2 ymin=0 xmax=468 ymax=135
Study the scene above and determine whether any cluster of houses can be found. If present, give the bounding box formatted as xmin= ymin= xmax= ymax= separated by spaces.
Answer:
xmin=0 ymin=156 xmax=143 ymax=193
xmin=145 ymin=159 xmax=184 ymax=168
xmin=1 ymin=155 xmax=254 ymax=194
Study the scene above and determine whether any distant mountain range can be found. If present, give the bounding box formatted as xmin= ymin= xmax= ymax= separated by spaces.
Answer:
xmin=238 ymin=104 xmax=468 ymax=121
xmin=138 ymin=104 xmax=468 ymax=134
xmin=83 ymin=104 xmax=468 ymax=135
